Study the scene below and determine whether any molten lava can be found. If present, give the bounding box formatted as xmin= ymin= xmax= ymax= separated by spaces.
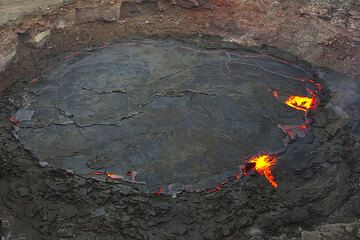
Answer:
xmin=106 ymin=173 xmax=123 ymax=180
xmin=284 ymin=95 xmax=316 ymax=112
xmin=272 ymin=90 xmax=279 ymax=99
xmin=248 ymin=155 xmax=278 ymax=188
xmin=154 ymin=186 xmax=164 ymax=196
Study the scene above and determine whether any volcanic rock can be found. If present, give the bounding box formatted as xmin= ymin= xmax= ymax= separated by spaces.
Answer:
xmin=0 ymin=31 xmax=17 ymax=72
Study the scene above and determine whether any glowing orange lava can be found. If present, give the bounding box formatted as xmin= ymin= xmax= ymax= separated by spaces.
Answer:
xmin=248 ymin=155 xmax=278 ymax=188
xmin=106 ymin=173 xmax=123 ymax=180
xmin=284 ymin=95 xmax=316 ymax=112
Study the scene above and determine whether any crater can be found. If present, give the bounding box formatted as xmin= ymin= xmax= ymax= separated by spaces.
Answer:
xmin=15 ymin=39 xmax=316 ymax=193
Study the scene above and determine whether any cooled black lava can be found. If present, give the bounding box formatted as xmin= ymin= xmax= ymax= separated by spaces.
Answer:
xmin=14 ymin=40 xmax=316 ymax=193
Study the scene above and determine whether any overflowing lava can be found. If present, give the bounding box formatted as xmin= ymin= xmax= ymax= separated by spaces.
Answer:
xmin=277 ymin=122 xmax=309 ymax=140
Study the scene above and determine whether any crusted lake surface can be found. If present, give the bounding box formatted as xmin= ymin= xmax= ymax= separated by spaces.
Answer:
xmin=15 ymin=40 xmax=315 ymax=192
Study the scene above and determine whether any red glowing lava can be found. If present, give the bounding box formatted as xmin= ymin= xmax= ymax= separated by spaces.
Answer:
xmin=154 ymin=186 xmax=164 ymax=196
xmin=90 ymin=171 xmax=123 ymax=180
xmin=272 ymin=90 xmax=279 ymax=99
xmin=9 ymin=115 xmax=20 ymax=127
xmin=245 ymin=154 xmax=278 ymax=188
xmin=209 ymin=184 xmax=222 ymax=193
xmin=308 ymin=79 xmax=323 ymax=92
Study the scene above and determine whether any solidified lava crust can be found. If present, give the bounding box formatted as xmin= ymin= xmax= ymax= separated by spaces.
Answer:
xmin=12 ymin=39 xmax=320 ymax=194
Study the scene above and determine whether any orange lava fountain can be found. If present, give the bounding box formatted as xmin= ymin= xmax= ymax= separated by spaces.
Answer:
xmin=248 ymin=155 xmax=278 ymax=188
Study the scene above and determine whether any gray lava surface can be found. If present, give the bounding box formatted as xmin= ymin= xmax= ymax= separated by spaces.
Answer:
xmin=16 ymin=40 xmax=317 ymax=192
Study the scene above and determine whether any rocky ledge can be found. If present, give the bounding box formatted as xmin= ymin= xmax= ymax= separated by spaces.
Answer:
xmin=0 ymin=0 xmax=359 ymax=78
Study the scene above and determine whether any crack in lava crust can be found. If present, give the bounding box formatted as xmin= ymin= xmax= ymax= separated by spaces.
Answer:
xmin=11 ymin=39 xmax=322 ymax=194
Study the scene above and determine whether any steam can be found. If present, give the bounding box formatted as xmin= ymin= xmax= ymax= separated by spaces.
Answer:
xmin=316 ymin=70 xmax=360 ymax=119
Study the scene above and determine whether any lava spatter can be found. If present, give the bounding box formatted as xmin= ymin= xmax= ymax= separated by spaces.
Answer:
xmin=244 ymin=154 xmax=279 ymax=188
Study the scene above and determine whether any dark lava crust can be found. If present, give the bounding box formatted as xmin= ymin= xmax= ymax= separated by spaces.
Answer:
xmin=0 ymin=34 xmax=359 ymax=240
xmin=14 ymin=39 xmax=312 ymax=193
